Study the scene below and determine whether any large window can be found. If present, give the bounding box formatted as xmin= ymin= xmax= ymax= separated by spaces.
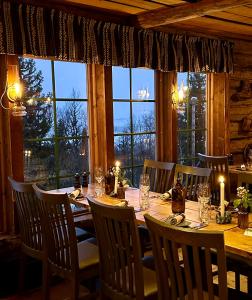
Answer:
xmin=20 ymin=58 xmax=88 ymax=189
xmin=177 ymin=73 xmax=207 ymax=165
xmin=112 ymin=67 xmax=156 ymax=187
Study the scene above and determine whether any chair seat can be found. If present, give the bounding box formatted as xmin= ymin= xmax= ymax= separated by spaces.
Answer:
xmin=143 ymin=266 xmax=158 ymax=298
xmin=78 ymin=241 xmax=99 ymax=270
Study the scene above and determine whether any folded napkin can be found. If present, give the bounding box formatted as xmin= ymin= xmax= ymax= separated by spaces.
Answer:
xmin=115 ymin=200 xmax=128 ymax=207
xmin=165 ymin=213 xmax=185 ymax=226
xmin=160 ymin=188 xmax=172 ymax=201
xmin=68 ymin=189 xmax=81 ymax=200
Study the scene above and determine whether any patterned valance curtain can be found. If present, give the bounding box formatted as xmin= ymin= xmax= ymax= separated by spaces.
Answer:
xmin=0 ymin=1 xmax=233 ymax=73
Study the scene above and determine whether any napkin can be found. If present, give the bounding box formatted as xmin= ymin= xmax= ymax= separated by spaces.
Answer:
xmin=165 ymin=213 xmax=185 ymax=225
xmin=160 ymin=189 xmax=172 ymax=201
xmin=115 ymin=200 xmax=128 ymax=207
xmin=68 ymin=189 xmax=81 ymax=200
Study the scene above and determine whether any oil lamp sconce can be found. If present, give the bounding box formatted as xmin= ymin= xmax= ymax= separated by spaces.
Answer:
xmin=0 ymin=65 xmax=27 ymax=117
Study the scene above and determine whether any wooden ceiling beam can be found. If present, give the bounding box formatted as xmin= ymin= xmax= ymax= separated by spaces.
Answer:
xmin=132 ymin=0 xmax=252 ymax=28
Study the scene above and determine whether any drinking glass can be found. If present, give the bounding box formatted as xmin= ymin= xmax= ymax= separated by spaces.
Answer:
xmin=197 ymin=183 xmax=211 ymax=224
xmin=94 ymin=167 xmax=104 ymax=196
xmin=139 ymin=174 xmax=150 ymax=210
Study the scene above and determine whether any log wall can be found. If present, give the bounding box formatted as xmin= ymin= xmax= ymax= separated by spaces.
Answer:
xmin=229 ymin=41 xmax=252 ymax=163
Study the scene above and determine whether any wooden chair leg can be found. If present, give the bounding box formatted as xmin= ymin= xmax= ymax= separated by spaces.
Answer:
xmin=248 ymin=272 xmax=252 ymax=295
xmin=42 ymin=260 xmax=50 ymax=300
xmin=18 ymin=251 xmax=26 ymax=294
xmin=70 ymin=279 xmax=79 ymax=300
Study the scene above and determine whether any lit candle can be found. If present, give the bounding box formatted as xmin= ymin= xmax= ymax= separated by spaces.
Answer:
xmin=114 ymin=161 xmax=120 ymax=194
xmin=219 ymin=176 xmax=225 ymax=217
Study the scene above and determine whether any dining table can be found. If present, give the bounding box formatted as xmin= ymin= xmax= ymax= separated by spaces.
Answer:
xmin=51 ymin=184 xmax=252 ymax=261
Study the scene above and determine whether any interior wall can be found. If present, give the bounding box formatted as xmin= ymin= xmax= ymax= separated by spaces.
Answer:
xmin=229 ymin=41 xmax=252 ymax=163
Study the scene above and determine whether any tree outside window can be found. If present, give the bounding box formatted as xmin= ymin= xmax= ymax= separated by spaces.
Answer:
xmin=177 ymin=73 xmax=207 ymax=165
xmin=112 ymin=67 xmax=156 ymax=187
xmin=19 ymin=58 xmax=88 ymax=189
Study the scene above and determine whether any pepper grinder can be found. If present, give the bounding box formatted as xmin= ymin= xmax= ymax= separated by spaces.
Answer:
xmin=74 ymin=173 xmax=81 ymax=189
xmin=82 ymin=171 xmax=89 ymax=188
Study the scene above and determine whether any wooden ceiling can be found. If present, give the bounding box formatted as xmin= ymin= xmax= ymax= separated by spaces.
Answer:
xmin=41 ymin=0 xmax=252 ymax=41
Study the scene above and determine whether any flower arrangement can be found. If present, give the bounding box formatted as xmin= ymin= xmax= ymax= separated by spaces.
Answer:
xmin=233 ymin=186 xmax=252 ymax=212
xmin=117 ymin=169 xmax=130 ymax=188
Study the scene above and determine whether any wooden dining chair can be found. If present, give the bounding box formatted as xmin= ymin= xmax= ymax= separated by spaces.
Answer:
xmin=144 ymin=214 xmax=251 ymax=300
xmin=143 ymin=159 xmax=175 ymax=193
xmin=33 ymin=184 xmax=99 ymax=300
xmin=173 ymin=164 xmax=212 ymax=201
xmin=8 ymin=177 xmax=49 ymax=300
xmin=198 ymin=153 xmax=231 ymax=205
xmin=87 ymin=196 xmax=157 ymax=300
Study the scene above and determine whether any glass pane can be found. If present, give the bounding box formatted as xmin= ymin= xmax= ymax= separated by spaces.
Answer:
xmin=114 ymin=135 xmax=132 ymax=167
xmin=57 ymin=101 xmax=88 ymax=137
xmin=112 ymin=67 xmax=130 ymax=99
xmin=59 ymin=177 xmax=77 ymax=189
xmin=132 ymin=68 xmax=154 ymax=100
xmin=133 ymin=166 xmax=143 ymax=188
xmin=113 ymin=102 xmax=130 ymax=133
xmin=24 ymin=99 xmax=54 ymax=139
xmin=54 ymin=61 xmax=86 ymax=99
xmin=195 ymin=130 xmax=206 ymax=156
xmin=132 ymin=102 xmax=155 ymax=132
xmin=59 ymin=138 xmax=89 ymax=177
xmin=24 ymin=140 xmax=55 ymax=181
xmin=38 ymin=178 xmax=57 ymax=191
xmin=122 ymin=168 xmax=133 ymax=187
xmin=177 ymin=131 xmax=192 ymax=163
xmin=19 ymin=57 xmax=52 ymax=98
xmin=177 ymin=72 xmax=207 ymax=164
xmin=133 ymin=134 xmax=155 ymax=165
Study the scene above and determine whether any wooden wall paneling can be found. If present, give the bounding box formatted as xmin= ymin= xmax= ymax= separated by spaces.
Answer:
xmin=156 ymin=71 xmax=177 ymax=162
xmin=0 ymin=55 xmax=22 ymax=234
xmin=8 ymin=56 xmax=24 ymax=182
xmin=229 ymin=40 xmax=252 ymax=163
xmin=207 ymin=73 xmax=230 ymax=156
xmin=87 ymin=65 xmax=114 ymax=181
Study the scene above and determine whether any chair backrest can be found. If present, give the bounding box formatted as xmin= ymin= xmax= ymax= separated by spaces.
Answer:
xmin=33 ymin=184 xmax=79 ymax=279
xmin=198 ymin=153 xmax=231 ymax=204
xmin=143 ymin=159 xmax=175 ymax=193
xmin=173 ymin=164 xmax=212 ymax=201
xmin=8 ymin=177 xmax=45 ymax=258
xmin=87 ymin=196 xmax=145 ymax=300
xmin=144 ymin=214 xmax=228 ymax=300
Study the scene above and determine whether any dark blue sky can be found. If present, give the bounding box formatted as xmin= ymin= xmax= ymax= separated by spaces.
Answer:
xmin=34 ymin=58 xmax=186 ymax=131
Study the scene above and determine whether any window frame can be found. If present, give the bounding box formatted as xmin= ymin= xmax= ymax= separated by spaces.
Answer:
xmin=113 ymin=67 xmax=156 ymax=186
xmin=177 ymin=72 xmax=207 ymax=165
xmin=22 ymin=59 xmax=89 ymax=188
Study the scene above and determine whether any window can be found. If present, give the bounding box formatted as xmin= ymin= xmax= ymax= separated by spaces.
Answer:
xmin=177 ymin=73 xmax=207 ymax=165
xmin=20 ymin=58 xmax=88 ymax=189
xmin=112 ymin=67 xmax=156 ymax=186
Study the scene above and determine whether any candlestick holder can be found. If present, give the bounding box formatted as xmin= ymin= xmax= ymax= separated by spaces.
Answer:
xmin=216 ymin=211 xmax=232 ymax=224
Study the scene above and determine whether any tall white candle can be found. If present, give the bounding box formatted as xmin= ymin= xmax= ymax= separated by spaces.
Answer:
xmin=114 ymin=161 xmax=120 ymax=194
xmin=219 ymin=176 xmax=225 ymax=217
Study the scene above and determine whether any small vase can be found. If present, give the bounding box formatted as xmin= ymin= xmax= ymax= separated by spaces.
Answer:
xmin=238 ymin=211 xmax=249 ymax=229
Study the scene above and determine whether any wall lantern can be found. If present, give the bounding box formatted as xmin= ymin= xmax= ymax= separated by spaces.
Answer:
xmin=0 ymin=65 xmax=27 ymax=117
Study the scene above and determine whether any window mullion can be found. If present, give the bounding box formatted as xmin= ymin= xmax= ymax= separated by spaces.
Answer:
xmin=51 ymin=61 xmax=60 ymax=188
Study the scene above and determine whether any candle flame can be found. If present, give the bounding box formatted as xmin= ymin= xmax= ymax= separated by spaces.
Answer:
xmin=219 ymin=176 xmax=225 ymax=183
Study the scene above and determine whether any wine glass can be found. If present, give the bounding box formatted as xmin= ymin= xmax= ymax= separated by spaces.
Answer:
xmin=139 ymin=174 xmax=150 ymax=210
xmin=197 ymin=183 xmax=211 ymax=224
xmin=94 ymin=167 xmax=104 ymax=196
